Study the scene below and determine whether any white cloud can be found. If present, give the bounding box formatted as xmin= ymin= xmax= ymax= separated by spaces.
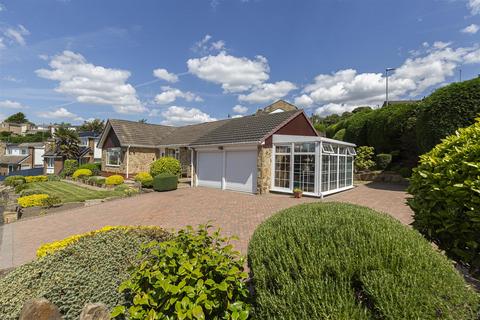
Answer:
xmin=160 ymin=106 xmax=216 ymax=126
xmin=296 ymin=42 xmax=480 ymax=115
xmin=2 ymin=75 xmax=21 ymax=83
xmin=0 ymin=99 xmax=27 ymax=109
xmin=36 ymin=50 xmax=145 ymax=114
xmin=37 ymin=107 xmax=83 ymax=121
xmin=38 ymin=54 xmax=49 ymax=61
xmin=231 ymin=114 xmax=243 ymax=118
xmin=188 ymin=51 xmax=270 ymax=92
xmin=468 ymin=0 xmax=480 ymax=15
xmin=192 ymin=34 xmax=226 ymax=54
xmin=153 ymin=68 xmax=179 ymax=83
xmin=314 ymin=103 xmax=358 ymax=117
xmin=0 ymin=38 xmax=5 ymax=49
xmin=232 ymin=105 xmax=248 ymax=114
xmin=154 ymin=86 xmax=203 ymax=104
xmin=461 ymin=24 xmax=479 ymax=34
xmin=4 ymin=24 xmax=29 ymax=46
xmin=238 ymin=81 xmax=297 ymax=104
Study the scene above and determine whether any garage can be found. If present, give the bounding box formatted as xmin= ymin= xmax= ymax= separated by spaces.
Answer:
xmin=196 ymin=149 xmax=257 ymax=193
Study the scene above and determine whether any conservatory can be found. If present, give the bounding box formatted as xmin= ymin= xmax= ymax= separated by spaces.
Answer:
xmin=271 ymin=134 xmax=356 ymax=197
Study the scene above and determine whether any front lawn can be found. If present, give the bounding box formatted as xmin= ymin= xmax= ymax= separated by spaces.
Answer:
xmin=23 ymin=181 xmax=123 ymax=203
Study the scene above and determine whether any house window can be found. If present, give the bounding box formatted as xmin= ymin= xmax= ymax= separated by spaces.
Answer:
xmin=106 ymin=148 xmax=121 ymax=166
xmin=322 ymin=143 xmax=335 ymax=154
xmin=80 ymin=137 xmax=89 ymax=146
xmin=165 ymin=148 xmax=179 ymax=160
xmin=46 ymin=158 xmax=54 ymax=168
xmin=21 ymin=148 xmax=27 ymax=155
xmin=274 ymin=145 xmax=291 ymax=189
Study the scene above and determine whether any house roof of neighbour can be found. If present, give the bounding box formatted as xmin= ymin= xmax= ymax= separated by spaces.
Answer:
xmin=189 ymin=110 xmax=301 ymax=146
xmin=78 ymin=131 xmax=100 ymax=138
xmin=158 ymin=119 xmax=231 ymax=146
xmin=17 ymin=142 xmax=45 ymax=148
xmin=43 ymin=146 xmax=90 ymax=158
xmin=107 ymin=119 xmax=176 ymax=148
xmin=0 ymin=154 xmax=30 ymax=164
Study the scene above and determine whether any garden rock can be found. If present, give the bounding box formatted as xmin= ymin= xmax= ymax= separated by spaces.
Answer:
xmin=19 ymin=298 xmax=62 ymax=320
xmin=79 ymin=303 xmax=110 ymax=320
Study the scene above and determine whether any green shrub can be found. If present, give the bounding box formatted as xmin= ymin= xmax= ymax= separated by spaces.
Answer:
xmin=112 ymin=225 xmax=250 ymax=320
xmin=152 ymin=173 xmax=178 ymax=191
xmin=408 ymin=118 xmax=480 ymax=276
xmin=72 ymin=168 xmax=92 ymax=180
xmin=248 ymin=203 xmax=479 ymax=320
xmin=150 ymin=156 xmax=181 ymax=177
xmin=14 ymin=182 xmax=28 ymax=194
xmin=25 ymin=175 xmax=48 ymax=183
xmin=17 ymin=194 xmax=50 ymax=208
xmin=142 ymin=179 xmax=153 ymax=188
xmin=416 ymin=77 xmax=480 ymax=153
xmin=78 ymin=163 xmax=101 ymax=176
xmin=47 ymin=174 xmax=61 ymax=181
xmin=375 ymin=153 xmax=392 ymax=170
xmin=19 ymin=189 xmax=45 ymax=197
xmin=105 ymin=175 xmax=124 ymax=186
xmin=4 ymin=175 xmax=26 ymax=187
xmin=354 ymin=146 xmax=375 ymax=171
xmin=0 ymin=227 xmax=170 ymax=320
xmin=134 ymin=171 xmax=153 ymax=185
xmin=332 ymin=128 xmax=346 ymax=141
xmin=63 ymin=159 xmax=78 ymax=177
xmin=42 ymin=195 xmax=62 ymax=207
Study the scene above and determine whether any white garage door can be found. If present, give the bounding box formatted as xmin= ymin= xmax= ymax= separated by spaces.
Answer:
xmin=225 ymin=150 xmax=257 ymax=193
xmin=197 ymin=151 xmax=223 ymax=188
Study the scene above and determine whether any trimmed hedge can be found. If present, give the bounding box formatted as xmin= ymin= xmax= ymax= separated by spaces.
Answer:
xmin=375 ymin=153 xmax=392 ymax=170
xmin=150 ymin=156 xmax=181 ymax=177
xmin=72 ymin=168 xmax=92 ymax=180
xmin=4 ymin=175 xmax=25 ymax=187
xmin=78 ymin=163 xmax=101 ymax=176
xmin=248 ymin=203 xmax=479 ymax=319
xmin=17 ymin=193 xmax=61 ymax=208
xmin=153 ymin=173 xmax=178 ymax=191
xmin=134 ymin=171 xmax=153 ymax=187
xmin=0 ymin=227 xmax=170 ymax=320
xmin=25 ymin=175 xmax=48 ymax=183
xmin=408 ymin=118 xmax=480 ymax=276
xmin=105 ymin=174 xmax=124 ymax=186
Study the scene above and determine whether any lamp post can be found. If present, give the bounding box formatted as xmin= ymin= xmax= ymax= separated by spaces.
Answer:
xmin=385 ymin=67 xmax=396 ymax=107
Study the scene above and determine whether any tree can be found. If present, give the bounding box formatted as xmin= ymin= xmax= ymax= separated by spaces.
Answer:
xmin=54 ymin=126 xmax=80 ymax=159
xmin=79 ymin=119 xmax=105 ymax=134
xmin=138 ymin=119 xmax=147 ymax=123
xmin=5 ymin=112 xmax=28 ymax=123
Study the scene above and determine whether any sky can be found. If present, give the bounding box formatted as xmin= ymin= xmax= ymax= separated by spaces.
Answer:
xmin=0 ymin=0 xmax=479 ymax=126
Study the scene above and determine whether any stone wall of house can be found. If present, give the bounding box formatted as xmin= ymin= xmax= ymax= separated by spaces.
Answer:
xmin=179 ymin=147 xmax=191 ymax=177
xmin=101 ymin=148 xmax=127 ymax=175
xmin=257 ymin=146 xmax=272 ymax=194
xmin=102 ymin=147 xmax=159 ymax=177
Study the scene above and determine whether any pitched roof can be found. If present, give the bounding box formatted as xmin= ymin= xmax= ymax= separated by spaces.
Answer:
xmin=78 ymin=131 xmax=100 ymax=138
xmin=0 ymin=154 xmax=30 ymax=164
xmin=189 ymin=110 xmax=301 ymax=146
xmin=17 ymin=142 xmax=45 ymax=148
xmin=108 ymin=119 xmax=176 ymax=148
xmin=158 ymin=119 xmax=231 ymax=146
xmin=43 ymin=146 xmax=90 ymax=158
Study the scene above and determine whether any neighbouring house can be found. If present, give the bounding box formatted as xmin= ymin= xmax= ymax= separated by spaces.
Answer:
xmin=98 ymin=101 xmax=356 ymax=197
xmin=79 ymin=131 xmax=102 ymax=162
xmin=0 ymin=121 xmax=35 ymax=136
xmin=0 ymin=142 xmax=45 ymax=176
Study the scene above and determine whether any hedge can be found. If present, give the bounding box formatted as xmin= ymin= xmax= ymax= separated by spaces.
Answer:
xmin=153 ymin=173 xmax=177 ymax=191
xmin=134 ymin=171 xmax=153 ymax=185
xmin=375 ymin=153 xmax=392 ymax=170
xmin=25 ymin=175 xmax=48 ymax=183
xmin=72 ymin=168 xmax=92 ymax=179
xmin=416 ymin=77 xmax=480 ymax=153
xmin=408 ymin=118 xmax=480 ymax=276
xmin=150 ymin=156 xmax=181 ymax=177
xmin=105 ymin=175 xmax=124 ymax=186
xmin=63 ymin=159 xmax=78 ymax=177
xmin=0 ymin=227 xmax=170 ymax=320
xmin=248 ymin=203 xmax=479 ymax=319
xmin=4 ymin=175 xmax=25 ymax=187
xmin=78 ymin=163 xmax=101 ymax=176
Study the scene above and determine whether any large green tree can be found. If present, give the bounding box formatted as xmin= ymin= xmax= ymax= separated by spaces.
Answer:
xmin=79 ymin=119 xmax=105 ymax=134
xmin=5 ymin=112 xmax=28 ymax=123
xmin=54 ymin=126 xmax=81 ymax=159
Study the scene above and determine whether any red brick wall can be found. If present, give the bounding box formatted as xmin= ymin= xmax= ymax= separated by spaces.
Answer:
xmin=264 ymin=112 xmax=318 ymax=147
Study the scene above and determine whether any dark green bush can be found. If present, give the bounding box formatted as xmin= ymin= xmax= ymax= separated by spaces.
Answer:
xmin=416 ymin=77 xmax=480 ymax=153
xmin=153 ymin=173 xmax=178 ymax=192
xmin=42 ymin=195 xmax=62 ymax=207
xmin=113 ymin=225 xmax=250 ymax=320
xmin=332 ymin=128 xmax=346 ymax=141
xmin=408 ymin=118 xmax=480 ymax=276
xmin=354 ymin=146 xmax=375 ymax=171
xmin=375 ymin=153 xmax=392 ymax=170
xmin=4 ymin=175 xmax=26 ymax=187
xmin=78 ymin=162 xmax=102 ymax=176
xmin=0 ymin=227 xmax=170 ymax=320
xmin=63 ymin=159 xmax=78 ymax=177
xmin=248 ymin=203 xmax=479 ymax=320
xmin=14 ymin=182 xmax=28 ymax=194
xmin=19 ymin=189 xmax=46 ymax=197
xmin=142 ymin=179 xmax=153 ymax=188
xmin=47 ymin=174 xmax=61 ymax=181
xmin=397 ymin=167 xmax=412 ymax=178
xmin=150 ymin=156 xmax=181 ymax=177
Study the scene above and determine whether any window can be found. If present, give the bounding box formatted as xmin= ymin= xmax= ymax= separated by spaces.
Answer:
xmin=347 ymin=147 xmax=357 ymax=156
xmin=322 ymin=143 xmax=334 ymax=154
xmin=80 ymin=137 xmax=89 ymax=146
xmin=274 ymin=145 xmax=291 ymax=189
xmin=275 ymin=145 xmax=291 ymax=154
xmin=165 ymin=148 xmax=179 ymax=160
xmin=339 ymin=156 xmax=346 ymax=188
xmin=294 ymin=143 xmax=315 ymax=153
xmin=293 ymin=154 xmax=315 ymax=193
xmin=329 ymin=155 xmax=338 ymax=190
xmin=321 ymin=155 xmax=330 ymax=192
xmin=21 ymin=148 xmax=27 ymax=155
xmin=46 ymin=157 xmax=54 ymax=168
xmin=106 ymin=148 xmax=121 ymax=166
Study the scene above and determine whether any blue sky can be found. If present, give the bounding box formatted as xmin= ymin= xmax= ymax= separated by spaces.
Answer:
xmin=0 ymin=0 xmax=479 ymax=125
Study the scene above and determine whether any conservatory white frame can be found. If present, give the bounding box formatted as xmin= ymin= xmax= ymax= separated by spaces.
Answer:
xmin=270 ymin=134 xmax=356 ymax=198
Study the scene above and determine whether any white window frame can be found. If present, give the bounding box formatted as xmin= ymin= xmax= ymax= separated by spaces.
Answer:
xmin=46 ymin=157 xmax=54 ymax=168
xmin=106 ymin=147 xmax=121 ymax=167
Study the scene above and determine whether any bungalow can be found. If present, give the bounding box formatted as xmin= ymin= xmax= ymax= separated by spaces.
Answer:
xmin=0 ymin=142 xmax=45 ymax=176
xmin=98 ymin=101 xmax=356 ymax=197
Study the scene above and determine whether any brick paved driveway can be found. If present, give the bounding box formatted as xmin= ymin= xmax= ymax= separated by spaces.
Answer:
xmin=0 ymin=182 xmax=412 ymax=269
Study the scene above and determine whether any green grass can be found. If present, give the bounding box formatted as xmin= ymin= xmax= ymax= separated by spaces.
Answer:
xmin=248 ymin=202 xmax=479 ymax=320
xmin=24 ymin=181 xmax=123 ymax=203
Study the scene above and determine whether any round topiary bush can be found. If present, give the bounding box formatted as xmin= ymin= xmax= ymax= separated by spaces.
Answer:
xmin=248 ymin=203 xmax=479 ymax=320
xmin=150 ymin=157 xmax=181 ymax=177
xmin=105 ymin=174 xmax=124 ymax=186
xmin=408 ymin=118 xmax=480 ymax=276
xmin=72 ymin=168 xmax=92 ymax=180
xmin=0 ymin=227 xmax=170 ymax=320
xmin=152 ymin=173 xmax=178 ymax=192
xmin=375 ymin=153 xmax=392 ymax=170
xmin=134 ymin=171 xmax=153 ymax=184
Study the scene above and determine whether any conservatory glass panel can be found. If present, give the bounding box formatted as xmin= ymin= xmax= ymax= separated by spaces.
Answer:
xmin=293 ymin=154 xmax=315 ymax=193
xmin=339 ymin=156 xmax=346 ymax=188
xmin=274 ymin=154 xmax=291 ymax=189
xmin=347 ymin=147 xmax=357 ymax=155
xmin=346 ymin=157 xmax=353 ymax=186
xmin=294 ymin=142 xmax=315 ymax=153
xmin=322 ymin=143 xmax=334 ymax=154
xmin=329 ymin=155 xmax=338 ymax=190
xmin=276 ymin=145 xmax=291 ymax=154
xmin=321 ymin=155 xmax=330 ymax=192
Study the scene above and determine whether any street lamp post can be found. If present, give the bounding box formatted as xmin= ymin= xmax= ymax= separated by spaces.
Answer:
xmin=385 ymin=67 xmax=396 ymax=107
